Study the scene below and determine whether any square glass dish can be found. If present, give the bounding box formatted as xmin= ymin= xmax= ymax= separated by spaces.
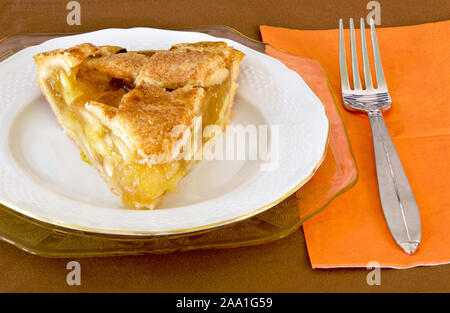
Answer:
xmin=0 ymin=26 xmax=357 ymax=257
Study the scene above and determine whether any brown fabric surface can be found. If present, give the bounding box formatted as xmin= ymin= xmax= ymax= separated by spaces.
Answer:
xmin=1 ymin=0 xmax=449 ymax=40
xmin=0 ymin=0 xmax=449 ymax=292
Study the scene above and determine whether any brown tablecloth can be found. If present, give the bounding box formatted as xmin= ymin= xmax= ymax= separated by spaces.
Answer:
xmin=0 ymin=0 xmax=449 ymax=292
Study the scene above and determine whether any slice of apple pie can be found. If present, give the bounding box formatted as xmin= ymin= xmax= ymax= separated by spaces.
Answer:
xmin=34 ymin=41 xmax=244 ymax=209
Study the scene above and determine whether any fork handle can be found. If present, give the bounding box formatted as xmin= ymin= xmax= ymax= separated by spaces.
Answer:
xmin=367 ymin=109 xmax=421 ymax=255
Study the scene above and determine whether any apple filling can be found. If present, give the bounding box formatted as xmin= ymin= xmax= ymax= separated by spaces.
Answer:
xmin=51 ymin=68 xmax=230 ymax=209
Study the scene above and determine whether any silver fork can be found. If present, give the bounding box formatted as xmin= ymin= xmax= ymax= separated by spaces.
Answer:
xmin=339 ymin=18 xmax=421 ymax=255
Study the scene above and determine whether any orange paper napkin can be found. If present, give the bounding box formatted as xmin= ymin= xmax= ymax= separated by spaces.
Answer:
xmin=261 ymin=21 xmax=450 ymax=268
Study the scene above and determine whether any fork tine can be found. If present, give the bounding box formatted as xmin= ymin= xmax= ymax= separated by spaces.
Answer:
xmin=360 ymin=18 xmax=374 ymax=90
xmin=349 ymin=18 xmax=362 ymax=90
xmin=370 ymin=18 xmax=387 ymax=89
xmin=339 ymin=19 xmax=350 ymax=90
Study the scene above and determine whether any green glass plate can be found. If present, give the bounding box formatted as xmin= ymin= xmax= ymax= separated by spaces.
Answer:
xmin=0 ymin=26 xmax=357 ymax=257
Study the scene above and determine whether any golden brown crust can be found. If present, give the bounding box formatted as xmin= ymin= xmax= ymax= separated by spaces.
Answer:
xmin=171 ymin=41 xmax=245 ymax=63
xmin=137 ymin=50 xmax=229 ymax=88
xmin=34 ymin=43 xmax=99 ymax=78
xmin=93 ymin=45 xmax=127 ymax=56
xmin=116 ymin=84 xmax=204 ymax=158
xmin=171 ymin=41 xmax=228 ymax=53
xmin=34 ymin=43 xmax=97 ymax=65
xmin=83 ymin=52 xmax=150 ymax=82
xmin=86 ymin=100 xmax=118 ymax=121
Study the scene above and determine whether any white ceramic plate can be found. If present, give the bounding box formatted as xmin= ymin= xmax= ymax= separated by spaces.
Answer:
xmin=0 ymin=28 xmax=328 ymax=235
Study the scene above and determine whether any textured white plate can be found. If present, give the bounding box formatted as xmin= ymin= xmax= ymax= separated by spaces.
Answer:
xmin=0 ymin=28 xmax=328 ymax=235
